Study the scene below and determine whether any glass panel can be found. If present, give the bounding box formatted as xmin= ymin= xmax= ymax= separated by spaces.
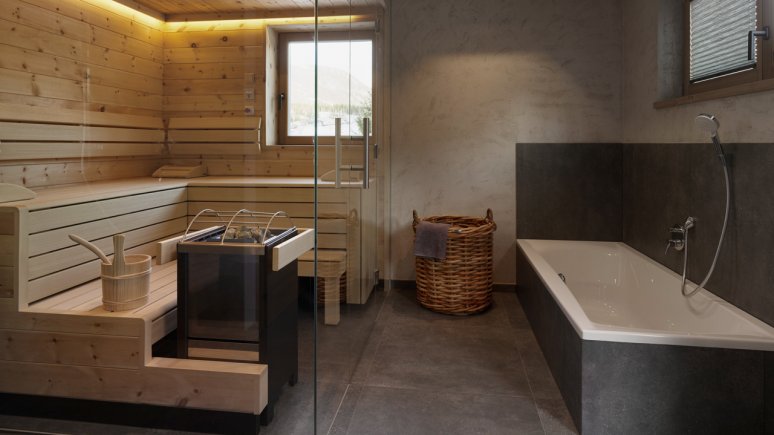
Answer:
xmin=314 ymin=4 xmax=385 ymax=434
xmin=289 ymin=39 xmax=373 ymax=137
xmin=0 ymin=0 xmax=398 ymax=432
xmin=690 ymin=0 xmax=758 ymax=82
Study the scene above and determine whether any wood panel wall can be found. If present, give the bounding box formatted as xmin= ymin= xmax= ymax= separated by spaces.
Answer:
xmin=162 ymin=20 xmax=334 ymax=177
xmin=163 ymin=21 xmax=265 ymax=119
xmin=162 ymin=19 xmax=375 ymax=177
xmin=0 ymin=2 xmax=377 ymax=184
xmin=0 ymin=0 xmax=165 ymax=188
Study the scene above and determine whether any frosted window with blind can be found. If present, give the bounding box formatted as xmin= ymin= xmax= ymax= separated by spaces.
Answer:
xmin=689 ymin=0 xmax=759 ymax=82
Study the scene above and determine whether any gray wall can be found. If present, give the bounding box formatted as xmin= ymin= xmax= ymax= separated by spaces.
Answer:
xmin=623 ymin=143 xmax=774 ymax=326
xmin=516 ymin=143 xmax=622 ymax=241
xmin=389 ymin=0 xmax=622 ymax=283
xmin=388 ymin=0 xmax=774 ymax=328
xmin=622 ymin=0 xmax=774 ymax=143
xmin=516 ymin=142 xmax=774 ymax=327
xmin=620 ymin=1 xmax=774 ymax=326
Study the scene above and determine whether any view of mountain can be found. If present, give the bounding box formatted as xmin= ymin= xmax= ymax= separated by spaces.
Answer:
xmin=289 ymin=64 xmax=371 ymax=107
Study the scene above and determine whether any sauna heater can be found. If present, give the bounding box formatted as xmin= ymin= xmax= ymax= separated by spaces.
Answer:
xmin=176 ymin=210 xmax=302 ymax=424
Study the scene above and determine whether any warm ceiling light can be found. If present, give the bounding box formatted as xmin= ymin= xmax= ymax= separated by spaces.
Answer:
xmin=164 ymin=15 xmax=363 ymax=32
xmin=164 ymin=19 xmax=267 ymax=32
xmin=88 ymin=0 xmax=163 ymax=28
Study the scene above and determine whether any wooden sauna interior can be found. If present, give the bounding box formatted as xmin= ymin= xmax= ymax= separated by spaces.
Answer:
xmin=0 ymin=0 xmax=387 ymax=185
xmin=0 ymin=0 xmax=387 ymax=422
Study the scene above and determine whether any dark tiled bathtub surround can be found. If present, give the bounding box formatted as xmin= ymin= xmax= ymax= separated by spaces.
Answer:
xmin=516 ymin=143 xmax=622 ymax=241
xmin=623 ymin=143 xmax=774 ymax=326
xmin=517 ymin=143 xmax=774 ymax=433
xmin=517 ymin=248 xmax=771 ymax=434
xmin=517 ymin=142 xmax=774 ymax=328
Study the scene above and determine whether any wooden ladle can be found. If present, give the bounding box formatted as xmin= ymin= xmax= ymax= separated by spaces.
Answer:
xmin=112 ymin=234 xmax=127 ymax=276
xmin=68 ymin=234 xmax=110 ymax=264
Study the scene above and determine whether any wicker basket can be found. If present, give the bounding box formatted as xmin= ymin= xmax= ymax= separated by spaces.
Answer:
xmin=412 ymin=209 xmax=496 ymax=315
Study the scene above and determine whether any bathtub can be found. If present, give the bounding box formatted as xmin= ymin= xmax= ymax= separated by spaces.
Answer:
xmin=516 ymin=239 xmax=774 ymax=435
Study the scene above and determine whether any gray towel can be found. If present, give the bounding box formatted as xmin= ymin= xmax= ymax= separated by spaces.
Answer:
xmin=414 ymin=221 xmax=450 ymax=260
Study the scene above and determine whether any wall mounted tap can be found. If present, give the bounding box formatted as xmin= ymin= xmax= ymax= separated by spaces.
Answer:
xmin=665 ymin=216 xmax=696 ymax=254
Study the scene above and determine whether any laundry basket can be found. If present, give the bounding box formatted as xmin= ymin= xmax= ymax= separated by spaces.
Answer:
xmin=412 ymin=209 xmax=496 ymax=315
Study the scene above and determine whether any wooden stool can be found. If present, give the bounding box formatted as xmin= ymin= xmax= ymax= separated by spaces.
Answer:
xmin=298 ymin=250 xmax=346 ymax=325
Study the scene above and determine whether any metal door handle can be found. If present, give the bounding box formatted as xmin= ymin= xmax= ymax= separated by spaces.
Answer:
xmin=362 ymin=118 xmax=370 ymax=189
xmin=335 ymin=118 xmax=342 ymax=188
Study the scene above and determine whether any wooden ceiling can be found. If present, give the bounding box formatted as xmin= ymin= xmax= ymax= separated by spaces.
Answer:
xmin=122 ymin=0 xmax=385 ymax=20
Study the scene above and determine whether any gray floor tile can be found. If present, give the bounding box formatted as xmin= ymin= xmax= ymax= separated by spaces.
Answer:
xmin=377 ymin=288 xmax=511 ymax=329
xmin=0 ymin=415 xmax=197 ymax=435
xmin=513 ymin=330 xmax=563 ymax=400
xmin=497 ymin=292 xmax=532 ymax=330
xmin=534 ymin=397 xmax=578 ymax=435
xmin=364 ymin=338 xmax=532 ymax=397
xmin=326 ymin=385 xmax=364 ymax=435
xmin=379 ymin=317 xmax=518 ymax=346
xmin=262 ymin=380 xmax=345 ymax=435
xmin=348 ymin=322 xmax=389 ymax=385
xmin=336 ymin=386 xmax=544 ymax=435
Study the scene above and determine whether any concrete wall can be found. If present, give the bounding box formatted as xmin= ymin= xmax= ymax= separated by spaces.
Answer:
xmin=622 ymin=0 xmax=774 ymax=144
xmin=389 ymin=0 xmax=622 ymax=282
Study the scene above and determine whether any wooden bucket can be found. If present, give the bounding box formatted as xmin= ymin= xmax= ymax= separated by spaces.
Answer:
xmin=100 ymin=235 xmax=151 ymax=312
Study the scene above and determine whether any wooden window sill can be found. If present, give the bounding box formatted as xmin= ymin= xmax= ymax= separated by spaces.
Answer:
xmin=654 ymin=77 xmax=774 ymax=109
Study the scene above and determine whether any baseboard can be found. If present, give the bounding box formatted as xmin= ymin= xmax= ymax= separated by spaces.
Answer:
xmin=389 ymin=279 xmax=416 ymax=289
xmin=388 ymin=280 xmax=516 ymax=293
xmin=494 ymin=284 xmax=517 ymax=293
xmin=0 ymin=393 xmax=260 ymax=434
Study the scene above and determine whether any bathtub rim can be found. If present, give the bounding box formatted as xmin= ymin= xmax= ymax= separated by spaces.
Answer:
xmin=517 ymin=238 xmax=774 ymax=352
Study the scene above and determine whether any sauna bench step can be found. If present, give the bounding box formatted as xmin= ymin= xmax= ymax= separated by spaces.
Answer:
xmin=297 ymin=250 xmax=346 ymax=277
xmin=25 ymin=261 xmax=179 ymax=344
xmin=297 ymin=250 xmax=346 ymax=326
xmin=15 ymin=259 xmax=271 ymax=416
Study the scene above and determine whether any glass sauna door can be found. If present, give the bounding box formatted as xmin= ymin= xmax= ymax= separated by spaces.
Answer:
xmin=313 ymin=2 xmax=384 ymax=432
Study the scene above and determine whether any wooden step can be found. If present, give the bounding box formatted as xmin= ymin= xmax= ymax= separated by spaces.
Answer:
xmin=297 ymin=250 xmax=346 ymax=278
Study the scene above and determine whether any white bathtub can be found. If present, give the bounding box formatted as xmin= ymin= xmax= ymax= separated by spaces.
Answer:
xmin=517 ymin=239 xmax=774 ymax=351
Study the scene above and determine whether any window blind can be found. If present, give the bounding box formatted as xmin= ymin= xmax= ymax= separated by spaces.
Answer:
xmin=689 ymin=0 xmax=758 ymax=82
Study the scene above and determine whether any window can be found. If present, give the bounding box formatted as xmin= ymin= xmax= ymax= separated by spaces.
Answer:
xmin=684 ymin=0 xmax=773 ymax=95
xmin=278 ymin=32 xmax=374 ymax=145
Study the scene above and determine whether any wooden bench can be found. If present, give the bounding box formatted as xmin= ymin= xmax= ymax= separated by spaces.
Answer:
xmin=0 ymin=175 xmax=351 ymax=422
xmin=0 ymin=180 xmax=269 ymax=419
xmin=26 ymin=260 xmax=179 ymax=346
xmin=0 ymin=103 xmax=165 ymax=162
xmin=166 ymin=116 xmax=262 ymax=156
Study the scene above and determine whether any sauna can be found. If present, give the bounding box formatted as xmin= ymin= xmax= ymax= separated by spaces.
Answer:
xmin=0 ymin=0 xmax=386 ymax=432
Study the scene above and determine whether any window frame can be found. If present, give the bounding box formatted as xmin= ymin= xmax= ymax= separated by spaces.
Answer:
xmin=278 ymin=30 xmax=375 ymax=146
xmin=683 ymin=0 xmax=773 ymax=96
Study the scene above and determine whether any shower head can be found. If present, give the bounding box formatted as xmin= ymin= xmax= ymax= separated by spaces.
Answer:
xmin=695 ymin=113 xmax=727 ymax=166
xmin=695 ymin=113 xmax=720 ymax=138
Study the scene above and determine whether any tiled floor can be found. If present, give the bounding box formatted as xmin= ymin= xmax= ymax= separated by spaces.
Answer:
xmin=0 ymin=287 xmax=577 ymax=435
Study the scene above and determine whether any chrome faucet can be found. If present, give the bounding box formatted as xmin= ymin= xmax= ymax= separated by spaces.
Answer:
xmin=665 ymin=216 xmax=696 ymax=254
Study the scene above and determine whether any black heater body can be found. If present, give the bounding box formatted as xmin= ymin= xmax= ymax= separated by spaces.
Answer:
xmin=176 ymin=226 xmax=299 ymax=425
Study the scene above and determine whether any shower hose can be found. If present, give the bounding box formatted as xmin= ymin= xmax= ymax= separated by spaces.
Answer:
xmin=680 ymin=155 xmax=730 ymax=297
